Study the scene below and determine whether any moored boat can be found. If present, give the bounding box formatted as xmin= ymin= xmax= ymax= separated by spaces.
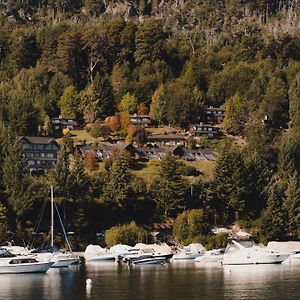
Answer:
xmin=194 ymin=248 xmax=224 ymax=264
xmin=222 ymin=240 xmax=290 ymax=265
xmin=0 ymin=248 xmax=53 ymax=274
xmin=172 ymin=243 xmax=205 ymax=261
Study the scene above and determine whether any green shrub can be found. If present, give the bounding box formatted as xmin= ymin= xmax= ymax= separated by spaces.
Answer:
xmin=105 ymin=221 xmax=147 ymax=247
xmin=90 ymin=122 xmax=102 ymax=138
xmin=147 ymin=159 xmax=160 ymax=167
xmin=173 ymin=209 xmax=211 ymax=244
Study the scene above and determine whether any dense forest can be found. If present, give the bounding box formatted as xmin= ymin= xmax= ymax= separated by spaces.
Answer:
xmin=0 ymin=0 xmax=300 ymax=249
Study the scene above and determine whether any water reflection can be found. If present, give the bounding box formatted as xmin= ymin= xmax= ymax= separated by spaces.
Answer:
xmin=0 ymin=263 xmax=299 ymax=300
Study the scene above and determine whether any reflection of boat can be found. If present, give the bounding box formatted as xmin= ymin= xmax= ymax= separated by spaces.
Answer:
xmin=173 ymin=243 xmax=205 ymax=261
xmin=223 ymin=240 xmax=290 ymax=265
xmin=0 ymin=248 xmax=53 ymax=274
xmin=194 ymin=249 xmax=224 ymax=264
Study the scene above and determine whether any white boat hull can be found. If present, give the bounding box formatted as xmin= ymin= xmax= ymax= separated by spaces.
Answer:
xmin=0 ymin=261 xmax=53 ymax=274
xmin=173 ymin=253 xmax=203 ymax=261
xmin=51 ymin=257 xmax=80 ymax=268
xmin=87 ymin=254 xmax=116 ymax=262
xmin=195 ymin=254 xmax=223 ymax=263
xmin=223 ymin=251 xmax=289 ymax=265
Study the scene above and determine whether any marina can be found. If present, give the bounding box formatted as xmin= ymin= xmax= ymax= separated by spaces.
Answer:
xmin=0 ymin=260 xmax=299 ymax=300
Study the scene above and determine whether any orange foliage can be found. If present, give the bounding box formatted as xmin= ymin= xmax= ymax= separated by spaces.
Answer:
xmin=120 ymin=112 xmax=131 ymax=130
xmin=106 ymin=115 xmax=120 ymax=132
xmin=138 ymin=103 xmax=148 ymax=115
xmin=84 ymin=151 xmax=97 ymax=171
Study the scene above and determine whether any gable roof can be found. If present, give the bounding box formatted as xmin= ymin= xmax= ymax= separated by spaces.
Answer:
xmin=20 ymin=136 xmax=57 ymax=145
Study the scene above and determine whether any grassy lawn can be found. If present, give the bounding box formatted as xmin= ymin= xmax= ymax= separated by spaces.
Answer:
xmin=132 ymin=164 xmax=160 ymax=183
xmin=147 ymin=126 xmax=182 ymax=135
xmin=132 ymin=159 xmax=215 ymax=184
xmin=69 ymin=130 xmax=98 ymax=143
xmin=184 ymin=160 xmax=216 ymax=182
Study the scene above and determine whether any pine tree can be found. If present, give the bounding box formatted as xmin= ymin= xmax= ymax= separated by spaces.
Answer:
xmin=284 ymin=173 xmax=300 ymax=239
xmin=102 ymin=154 xmax=132 ymax=209
xmin=214 ymin=144 xmax=248 ymax=222
xmin=260 ymin=182 xmax=287 ymax=242
xmin=2 ymin=129 xmax=31 ymax=217
xmin=151 ymin=153 xmax=188 ymax=217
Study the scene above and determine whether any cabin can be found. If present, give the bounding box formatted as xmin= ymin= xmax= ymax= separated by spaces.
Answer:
xmin=19 ymin=136 xmax=60 ymax=175
xmin=188 ymin=124 xmax=220 ymax=138
xmin=135 ymin=147 xmax=168 ymax=161
xmin=79 ymin=143 xmax=137 ymax=161
xmin=146 ymin=134 xmax=187 ymax=147
xmin=129 ymin=114 xmax=152 ymax=127
xmin=52 ymin=116 xmax=78 ymax=131
xmin=198 ymin=107 xmax=225 ymax=124
xmin=173 ymin=147 xmax=217 ymax=161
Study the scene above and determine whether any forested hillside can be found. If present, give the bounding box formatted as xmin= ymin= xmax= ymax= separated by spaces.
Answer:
xmin=0 ymin=0 xmax=300 ymax=248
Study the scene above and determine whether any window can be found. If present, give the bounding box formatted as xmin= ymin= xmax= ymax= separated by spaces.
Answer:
xmin=28 ymin=160 xmax=35 ymax=165
xmin=47 ymin=153 xmax=54 ymax=158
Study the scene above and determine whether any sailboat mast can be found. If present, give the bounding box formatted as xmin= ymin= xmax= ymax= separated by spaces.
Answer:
xmin=50 ymin=186 xmax=54 ymax=247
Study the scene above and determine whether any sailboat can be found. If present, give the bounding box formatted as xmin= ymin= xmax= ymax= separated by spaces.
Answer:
xmin=31 ymin=186 xmax=80 ymax=268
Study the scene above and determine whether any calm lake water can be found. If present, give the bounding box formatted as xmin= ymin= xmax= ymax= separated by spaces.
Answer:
xmin=0 ymin=261 xmax=300 ymax=300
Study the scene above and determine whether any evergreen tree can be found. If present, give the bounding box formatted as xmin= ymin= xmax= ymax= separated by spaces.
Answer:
xmin=2 ymin=129 xmax=31 ymax=218
xmin=284 ymin=173 xmax=300 ymax=239
xmin=85 ymin=73 xmax=116 ymax=121
xmin=214 ymin=144 xmax=248 ymax=222
xmin=260 ymin=182 xmax=287 ymax=242
xmin=102 ymin=154 xmax=132 ymax=211
xmin=151 ymin=153 xmax=188 ymax=217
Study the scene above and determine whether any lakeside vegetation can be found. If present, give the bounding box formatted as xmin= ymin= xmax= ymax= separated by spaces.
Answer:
xmin=0 ymin=1 xmax=300 ymax=248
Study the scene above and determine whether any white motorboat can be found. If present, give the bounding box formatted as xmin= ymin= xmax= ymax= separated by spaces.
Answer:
xmin=0 ymin=248 xmax=53 ymax=274
xmin=172 ymin=243 xmax=205 ymax=261
xmin=84 ymin=244 xmax=132 ymax=262
xmin=222 ymin=240 xmax=290 ymax=265
xmin=130 ymin=255 xmax=168 ymax=265
xmin=289 ymin=251 xmax=300 ymax=260
xmin=31 ymin=246 xmax=80 ymax=267
xmin=266 ymin=241 xmax=300 ymax=262
xmin=118 ymin=245 xmax=173 ymax=265
xmin=194 ymin=249 xmax=224 ymax=264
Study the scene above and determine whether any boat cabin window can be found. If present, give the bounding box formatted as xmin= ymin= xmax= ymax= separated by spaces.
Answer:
xmin=9 ymin=258 xmax=38 ymax=264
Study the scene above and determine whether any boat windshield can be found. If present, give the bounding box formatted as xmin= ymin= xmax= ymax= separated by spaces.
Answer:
xmin=0 ymin=248 xmax=16 ymax=258
xmin=31 ymin=246 xmax=60 ymax=254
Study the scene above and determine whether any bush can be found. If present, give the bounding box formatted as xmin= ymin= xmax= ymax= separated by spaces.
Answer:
xmin=105 ymin=221 xmax=147 ymax=247
xmin=173 ymin=209 xmax=211 ymax=244
xmin=147 ymin=159 xmax=160 ymax=167
xmin=90 ymin=122 xmax=102 ymax=138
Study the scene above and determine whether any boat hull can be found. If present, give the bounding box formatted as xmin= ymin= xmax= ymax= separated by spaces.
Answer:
xmin=51 ymin=257 xmax=80 ymax=268
xmin=0 ymin=261 xmax=53 ymax=274
xmin=223 ymin=253 xmax=290 ymax=265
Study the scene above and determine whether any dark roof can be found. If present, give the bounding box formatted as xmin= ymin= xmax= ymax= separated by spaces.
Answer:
xmin=20 ymin=136 xmax=57 ymax=145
